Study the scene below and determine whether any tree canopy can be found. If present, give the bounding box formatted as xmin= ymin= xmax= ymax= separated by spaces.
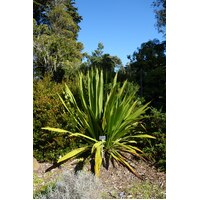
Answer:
xmin=33 ymin=0 xmax=83 ymax=82
xmin=152 ymin=0 xmax=166 ymax=34
xmin=81 ymin=43 xmax=123 ymax=83
xmin=123 ymin=39 xmax=166 ymax=110
xmin=33 ymin=0 xmax=82 ymax=29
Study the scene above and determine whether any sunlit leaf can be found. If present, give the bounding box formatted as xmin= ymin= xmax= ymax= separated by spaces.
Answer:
xmin=111 ymin=151 xmax=141 ymax=179
xmin=94 ymin=144 xmax=102 ymax=177
xmin=57 ymin=146 xmax=89 ymax=163
xmin=132 ymin=134 xmax=156 ymax=139
xmin=42 ymin=127 xmax=67 ymax=133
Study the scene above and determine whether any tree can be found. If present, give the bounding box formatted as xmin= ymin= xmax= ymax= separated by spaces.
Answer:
xmin=33 ymin=0 xmax=83 ymax=82
xmin=81 ymin=43 xmax=123 ymax=83
xmin=33 ymin=0 xmax=82 ymax=30
xmin=152 ymin=0 xmax=166 ymax=34
xmin=125 ymin=39 xmax=166 ymax=110
xmin=64 ymin=0 xmax=83 ymax=31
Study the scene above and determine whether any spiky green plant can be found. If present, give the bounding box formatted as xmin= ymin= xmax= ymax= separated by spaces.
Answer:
xmin=43 ymin=69 xmax=155 ymax=177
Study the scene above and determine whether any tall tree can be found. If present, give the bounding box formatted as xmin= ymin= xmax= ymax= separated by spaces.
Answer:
xmin=152 ymin=0 xmax=166 ymax=34
xmin=125 ymin=39 xmax=166 ymax=110
xmin=33 ymin=0 xmax=82 ymax=28
xmin=33 ymin=0 xmax=83 ymax=82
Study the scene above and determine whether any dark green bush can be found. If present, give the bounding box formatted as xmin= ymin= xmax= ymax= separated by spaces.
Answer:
xmin=139 ymin=107 xmax=166 ymax=171
xmin=33 ymin=75 xmax=79 ymax=162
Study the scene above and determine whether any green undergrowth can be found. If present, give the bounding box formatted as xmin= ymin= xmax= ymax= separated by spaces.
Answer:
xmin=33 ymin=173 xmax=57 ymax=197
xmin=130 ymin=180 xmax=166 ymax=199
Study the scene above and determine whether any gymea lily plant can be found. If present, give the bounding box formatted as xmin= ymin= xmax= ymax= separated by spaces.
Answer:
xmin=42 ymin=69 xmax=155 ymax=177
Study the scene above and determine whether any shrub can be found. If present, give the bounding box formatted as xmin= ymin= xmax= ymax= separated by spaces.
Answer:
xmin=139 ymin=107 xmax=166 ymax=171
xmin=43 ymin=69 xmax=155 ymax=177
xmin=34 ymin=170 xmax=103 ymax=199
xmin=33 ymin=75 xmax=79 ymax=162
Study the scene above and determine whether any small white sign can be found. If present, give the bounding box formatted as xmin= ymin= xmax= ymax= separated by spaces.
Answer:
xmin=99 ymin=135 xmax=106 ymax=141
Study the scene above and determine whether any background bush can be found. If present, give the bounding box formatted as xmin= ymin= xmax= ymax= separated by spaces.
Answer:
xmin=139 ymin=107 xmax=166 ymax=171
xmin=33 ymin=75 xmax=80 ymax=162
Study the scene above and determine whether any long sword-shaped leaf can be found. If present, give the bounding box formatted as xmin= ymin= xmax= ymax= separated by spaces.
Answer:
xmin=114 ymin=142 xmax=145 ymax=160
xmin=102 ymin=73 xmax=118 ymax=129
xmin=132 ymin=134 xmax=156 ymax=139
xmin=110 ymin=151 xmax=142 ymax=179
xmin=70 ymin=133 xmax=98 ymax=142
xmin=42 ymin=127 xmax=67 ymax=133
xmin=94 ymin=144 xmax=102 ymax=177
xmin=98 ymin=70 xmax=104 ymax=119
xmin=58 ymin=146 xmax=89 ymax=163
xmin=79 ymin=73 xmax=88 ymax=111
xmin=95 ymin=69 xmax=99 ymax=118
xmin=42 ymin=127 xmax=98 ymax=143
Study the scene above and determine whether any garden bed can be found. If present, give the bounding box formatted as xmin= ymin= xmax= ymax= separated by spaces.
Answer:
xmin=33 ymin=157 xmax=166 ymax=199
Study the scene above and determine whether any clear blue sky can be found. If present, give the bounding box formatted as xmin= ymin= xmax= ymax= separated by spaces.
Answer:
xmin=76 ymin=0 xmax=164 ymax=65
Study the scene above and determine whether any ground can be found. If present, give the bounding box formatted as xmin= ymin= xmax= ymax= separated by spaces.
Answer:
xmin=33 ymin=157 xmax=166 ymax=199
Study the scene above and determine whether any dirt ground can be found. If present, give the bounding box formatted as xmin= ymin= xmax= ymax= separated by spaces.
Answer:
xmin=33 ymin=156 xmax=166 ymax=199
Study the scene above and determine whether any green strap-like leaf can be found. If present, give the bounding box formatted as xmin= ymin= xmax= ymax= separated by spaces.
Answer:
xmin=79 ymin=73 xmax=88 ymax=111
xmin=132 ymin=134 xmax=156 ymax=139
xmin=94 ymin=144 xmax=102 ymax=177
xmin=98 ymin=70 xmax=104 ymax=119
xmin=42 ymin=127 xmax=98 ymax=143
xmin=114 ymin=142 xmax=142 ymax=157
xmin=42 ymin=127 xmax=67 ymax=133
xmin=70 ymin=133 xmax=98 ymax=142
xmin=111 ymin=151 xmax=141 ymax=179
xmin=57 ymin=146 xmax=89 ymax=163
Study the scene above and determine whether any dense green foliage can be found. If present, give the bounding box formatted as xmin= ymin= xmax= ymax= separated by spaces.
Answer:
xmin=43 ymin=69 xmax=155 ymax=177
xmin=142 ymin=108 xmax=166 ymax=171
xmin=33 ymin=75 xmax=79 ymax=162
xmin=124 ymin=39 xmax=166 ymax=111
xmin=33 ymin=0 xmax=82 ymax=28
xmin=152 ymin=0 xmax=166 ymax=34
xmin=33 ymin=0 xmax=83 ymax=82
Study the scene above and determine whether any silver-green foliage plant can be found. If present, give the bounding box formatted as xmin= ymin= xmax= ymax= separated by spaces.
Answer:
xmin=43 ymin=69 xmax=155 ymax=177
xmin=34 ymin=170 xmax=103 ymax=199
